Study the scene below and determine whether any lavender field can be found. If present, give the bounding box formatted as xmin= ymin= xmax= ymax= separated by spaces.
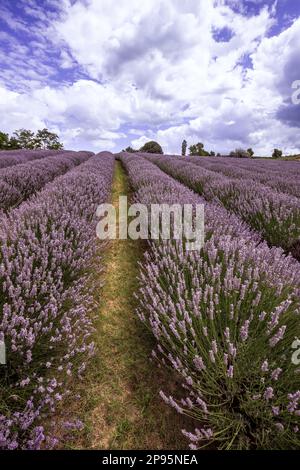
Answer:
xmin=2 ymin=0 xmax=300 ymax=461
xmin=0 ymin=149 xmax=299 ymax=451
xmin=121 ymin=152 xmax=300 ymax=450
xmin=0 ymin=150 xmax=115 ymax=449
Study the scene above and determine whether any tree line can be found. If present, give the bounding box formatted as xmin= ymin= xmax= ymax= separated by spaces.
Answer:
xmin=123 ymin=139 xmax=285 ymax=159
xmin=2 ymin=129 xmax=286 ymax=159
xmin=0 ymin=128 xmax=63 ymax=151
xmin=181 ymin=141 xmax=285 ymax=159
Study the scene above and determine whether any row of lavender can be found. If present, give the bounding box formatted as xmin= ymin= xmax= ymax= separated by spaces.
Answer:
xmin=0 ymin=151 xmax=93 ymax=212
xmin=0 ymin=152 xmax=115 ymax=449
xmin=0 ymin=149 xmax=64 ymax=170
xmin=119 ymin=152 xmax=300 ymax=450
xmin=194 ymin=155 xmax=300 ymax=176
xmin=143 ymin=154 xmax=300 ymax=260
xmin=185 ymin=156 xmax=300 ymax=199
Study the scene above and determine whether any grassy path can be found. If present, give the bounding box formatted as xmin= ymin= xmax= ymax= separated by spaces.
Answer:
xmin=64 ymin=161 xmax=188 ymax=450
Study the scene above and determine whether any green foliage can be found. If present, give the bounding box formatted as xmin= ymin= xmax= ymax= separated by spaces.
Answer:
xmin=8 ymin=137 xmax=21 ymax=150
xmin=181 ymin=139 xmax=187 ymax=156
xmin=13 ymin=129 xmax=36 ymax=149
xmin=139 ymin=141 xmax=163 ymax=154
xmin=230 ymin=148 xmax=252 ymax=158
xmin=189 ymin=142 xmax=210 ymax=156
xmin=0 ymin=128 xmax=63 ymax=151
xmin=0 ymin=132 xmax=10 ymax=150
xmin=273 ymin=149 xmax=283 ymax=159
xmin=124 ymin=146 xmax=138 ymax=153
xmin=35 ymin=128 xmax=64 ymax=150
xmin=247 ymin=148 xmax=254 ymax=157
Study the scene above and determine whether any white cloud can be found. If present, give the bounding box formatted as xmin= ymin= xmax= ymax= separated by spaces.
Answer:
xmin=0 ymin=78 xmax=135 ymax=151
xmin=0 ymin=0 xmax=299 ymax=154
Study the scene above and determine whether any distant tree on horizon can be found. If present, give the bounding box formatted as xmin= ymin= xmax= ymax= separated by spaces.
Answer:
xmin=123 ymin=146 xmax=138 ymax=153
xmin=0 ymin=131 xmax=10 ymax=150
xmin=272 ymin=148 xmax=283 ymax=159
xmin=0 ymin=128 xmax=63 ymax=150
xmin=247 ymin=148 xmax=255 ymax=157
xmin=230 ymin=148 xmax=252 ymax=158
xmin=139 ymin=141 xmax=163 ymax=154
xmin=13 ymin=129 xmax=36 ymax=149
xmin=181 ymin=139 xmax=187 ymax=156
xmin=189 ymin=142 xmax=210 ymax=156
xmin=8 ymin=137 xmax=21 ymax=149
xmin=35 ymin=128 xmax=64 ymax=150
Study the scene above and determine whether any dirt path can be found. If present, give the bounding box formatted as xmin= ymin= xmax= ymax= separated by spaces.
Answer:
xmin=63 ymin=161 xmax=188 ymax=450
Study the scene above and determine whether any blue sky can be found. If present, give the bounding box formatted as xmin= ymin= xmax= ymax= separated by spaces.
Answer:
xmin=0 ymin=0 xmax=300 ymax=154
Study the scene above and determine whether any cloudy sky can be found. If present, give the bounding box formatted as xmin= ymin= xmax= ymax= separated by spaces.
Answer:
xmin=0 ymin=0 xmax=300 ymax=155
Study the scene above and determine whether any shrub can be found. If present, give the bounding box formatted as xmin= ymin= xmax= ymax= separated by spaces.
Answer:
xmin=0 ymin=132 xmax=9 ymax=150
xmin=123 ymin=146 xmax=138 ymax=153
xmin=273 ymin=149 xmax=283 ymax=159
xmin=189 ymin=143 xmax=210 ymax=157
xmin=141 ymin=239 xmax=300 ymax=450
xmin=230 ymin=148 xmax=252 ymax=158
xmin=139 ymin=141 xmax=163 ymax=154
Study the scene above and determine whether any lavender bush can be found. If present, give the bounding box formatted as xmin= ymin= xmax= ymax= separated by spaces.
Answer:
xmin=185 ymin=156 xmax=300 ymax=199
xmin=0 ymin=149 xmax=62 ymax=170
xmin=144 ymin=154 xmax=300 ymax=260
xmin=0 ymin=152 xmax=114 ymax=449
xmin=0 ymin=151 xmax=92 ymax=212
xmin=119 ymin=152 xmax=300 ymax=450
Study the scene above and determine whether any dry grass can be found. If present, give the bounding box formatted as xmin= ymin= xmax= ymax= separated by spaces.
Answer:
xmin=56 ymin=161 xmax=190 ymax=450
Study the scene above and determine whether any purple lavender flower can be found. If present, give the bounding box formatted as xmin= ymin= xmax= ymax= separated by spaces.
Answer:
xmin=264 ymin=387 xmax=274 ymax=401
xmin=0 ymin=152 xmax=114 ymax=449
xmin=118 ymin=151 xmax=300 ymax=450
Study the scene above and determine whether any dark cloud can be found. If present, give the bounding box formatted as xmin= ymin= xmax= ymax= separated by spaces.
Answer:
xmin=275 ymin=40 xmax=300 ymax=127
xmin=277 ymin=47 xmax=300 ymax=98
xmin=277 ymin=104 xmax=300 ymax=128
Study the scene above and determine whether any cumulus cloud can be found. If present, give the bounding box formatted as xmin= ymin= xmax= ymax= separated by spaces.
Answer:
xmin=0 ymin=79 xmax=130 ymax=151
xmin=0 ymin=0 xmax=299 ymax=154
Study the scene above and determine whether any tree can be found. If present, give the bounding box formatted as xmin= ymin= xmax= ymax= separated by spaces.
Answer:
xmin=247 ymin=148 xmax=254 ymax=157
xmin=0 ymin=132 xmax=9 ymax=150
xmin=0 ymin=128 xmax=63 ymax=151
xmin=124 ymin=146 xmax=138 ymax=153
xmin=181 ymin=139 xmax=187 ymax=156
xmin=35 ymin=128 xmax=63 ymax=150
xmin=189 ymin=142 xmax=210 ymax=156
xmin=210 ymin=151 xmax=216 ymax=157
xmin=139 ymin=141 xmax=163 ymax=154
xmin=230 ymin=148 xmax=251 ymax=158
xmin=13 ymin=129 xmax=36 ymax=149
xmin=8 ymin=137 xmax=21 ymax=150
xmin=8 ymin=128 xmax=63 ymax=150
xmin=272 ymin=149 xmax=283 ymax=159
